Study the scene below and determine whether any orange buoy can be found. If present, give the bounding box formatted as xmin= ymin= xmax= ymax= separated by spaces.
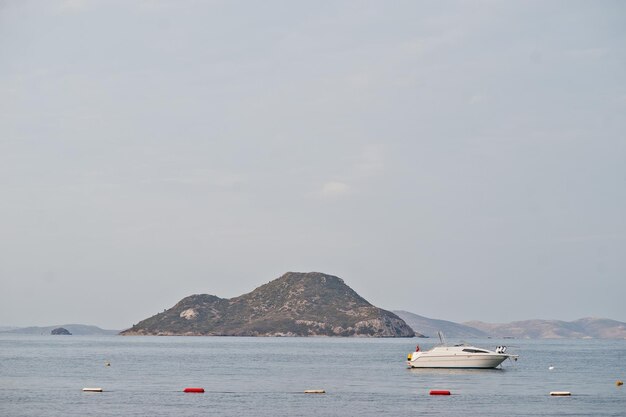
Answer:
xmin=184 ymin=387 xmax=205 ymax=393
xmin=430 ymin=390 xmax=451 ymax=395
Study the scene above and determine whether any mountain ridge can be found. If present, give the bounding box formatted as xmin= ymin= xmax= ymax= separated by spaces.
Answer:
xmin=393 ymin=310 xmax=489 ymax=339
xmin=464 ymin=317 xmax=626 ymax=339
xmin=3 ymin=317 xmax=624 ymax=339
xmin=1 ymin=324 xmax=118 ymax=335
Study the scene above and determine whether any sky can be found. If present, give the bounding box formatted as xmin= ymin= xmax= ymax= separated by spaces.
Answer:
xmin=1 ymin=0 xmax=625 ymax=330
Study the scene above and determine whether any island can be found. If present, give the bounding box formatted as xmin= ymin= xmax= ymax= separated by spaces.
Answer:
xmin=121 ymin=272 xmax=415 ymax=337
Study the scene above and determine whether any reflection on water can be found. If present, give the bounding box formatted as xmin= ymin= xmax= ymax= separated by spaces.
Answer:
xmin=407 ymin=367 xmax=506 ymax=376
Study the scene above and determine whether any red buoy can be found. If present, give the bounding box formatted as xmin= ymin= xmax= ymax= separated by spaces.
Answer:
xmin=184 ymin=387 xmax=205 ymax=393
xmin=430 ymin=390 xmax=451 ymax=395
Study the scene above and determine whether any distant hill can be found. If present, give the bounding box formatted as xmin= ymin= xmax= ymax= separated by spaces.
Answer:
xmin=121 ymin=272 xmax=415 ymax=337
xmin=393 ymin=310 xmax=489 ymax=339
xmin=0 ymin=326 xmax=19 ymax=332
xmin=2 ymin=324 xmax=118 ymax=336
xmin=51 ymin=327 xmax=72 ymax=335
xmin=464 ymin=317 xmax=626 ymax=339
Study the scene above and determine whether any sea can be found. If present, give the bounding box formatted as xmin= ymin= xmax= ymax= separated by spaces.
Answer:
xmin=0 ymin=335 xmax=624 ymax=417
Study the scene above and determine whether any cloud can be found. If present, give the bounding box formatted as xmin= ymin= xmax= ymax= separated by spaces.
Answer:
xmin=469 ymin=94 xmax=487 ymax=105
xmin=314 ymin=144 xmax=384 ymax=198
xmin=321 ymin=181 xmax=350 ymax=197
xmin=153 ymin=169 xmax=246 ymax=189
xmin=353 ymin=144 xmax=384 ymax=178
xmin=346 ymin=72 xmax=372 ymax=89
xmin=566 ymin=47 xmax=609 ymax=60
xmin=59 ymin=0 xmax=91 ymax=12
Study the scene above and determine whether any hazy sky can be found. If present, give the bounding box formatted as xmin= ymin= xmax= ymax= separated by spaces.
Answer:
xmin=1 ymin=1 xmax=625 ymax=329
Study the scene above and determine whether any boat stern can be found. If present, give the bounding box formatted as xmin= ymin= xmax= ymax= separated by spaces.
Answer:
xmin=406 ymin=351 xmax=422 ymax=367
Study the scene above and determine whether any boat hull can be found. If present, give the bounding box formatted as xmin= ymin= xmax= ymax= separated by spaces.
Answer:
xmin=407 ymin=353 xmax=509 ymax=369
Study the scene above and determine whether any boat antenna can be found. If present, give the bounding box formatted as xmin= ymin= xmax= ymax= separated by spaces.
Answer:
xmin=437 ymin=331 xmax=447 ymax=346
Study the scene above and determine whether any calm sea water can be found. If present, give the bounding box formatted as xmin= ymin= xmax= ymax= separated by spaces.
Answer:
xmin=0 ymin=335 xmax=624 ymax=416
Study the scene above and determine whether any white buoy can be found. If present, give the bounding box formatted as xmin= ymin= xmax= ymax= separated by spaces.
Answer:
xmin=304 ymin=389 xmax=325 ymax=394
xmin=82 ymin=387 xmax=103 ymax=392
xmin=548 ymin=366 xmax=555 ymax=370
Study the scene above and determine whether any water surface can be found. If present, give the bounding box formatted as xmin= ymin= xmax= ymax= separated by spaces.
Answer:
xmin=1 ymin=335 xmax=624 ymax=416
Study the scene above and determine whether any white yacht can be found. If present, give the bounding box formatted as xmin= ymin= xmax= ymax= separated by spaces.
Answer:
xmin=407 ymin=332 xmax=518 ymax=369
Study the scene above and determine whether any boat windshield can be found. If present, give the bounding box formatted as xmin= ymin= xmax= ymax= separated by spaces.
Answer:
xmin=461 ymin=348 xmax=489 ymax=353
